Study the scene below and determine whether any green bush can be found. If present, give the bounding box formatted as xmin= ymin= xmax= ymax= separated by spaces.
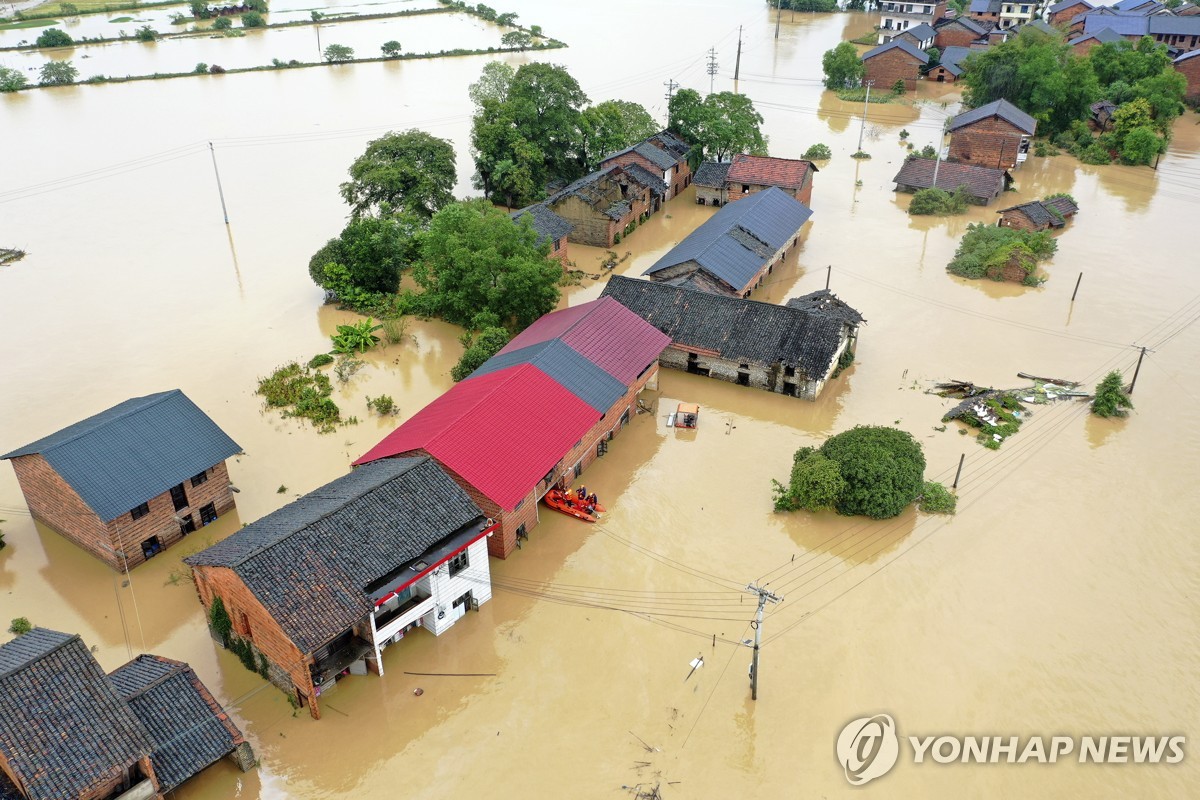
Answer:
xmin=134 ymin=24 xmax=157 ymax=41
xmin=256 ymin=362 xmax=341 ymax=432
xmin=908 ymin=187 xmax=969 ymax=216
xmin=1092 ymin=370 xmax=1133 ymax=418
xmin=783 ymin=451 xmax=846 ymax=512
xmin=9 ymin=617 xmax=32 ymax=635
xmin=0 ymin=67 xmax=28 ymax=93
xmin=331 ymin=318 xmax=382 ymax=354
xmin=194 ymin=62 xmax=209 ymax=73
xmin=35 ymin=27 xmax=72 ymax=47
xmin=241 ymin=11 xmax=264 ymax=27
xmin=212 ymin=16 xmax=231 ymax=29
xmin=1077 ymin=142 xmax=1112 ymax=165
xmin=307 ymin=353 xmax=334 ymax=368
xmin=802 ymin=143 xmax=832 ymax=160
xmin=918 ymin=481 xmax=957 ymax=514
xmin=820 ymin=426 xmax=926 ymax=519
xmin=947 ymin=223 xmax=1056 ymax=282
xmin=209 ymin=597 xmax=232 ymax=645
xmin=39 ymin=61 xmax=78 ymax=85
xmin=382 ymin=39 xmax=402 ymax=57
xmin=451 ymin=326 xmax=510 ymax=382
xmin=366 ymin=394 xmax=397 ymax=415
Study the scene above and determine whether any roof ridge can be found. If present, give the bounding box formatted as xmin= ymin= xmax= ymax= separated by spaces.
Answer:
xmin=4 ymin=390 xmax=178 ymax=459
xmin=113 ymin=655 xmax=187 ymax=700
xmin=0 ymin=629 xmax=81 ymax=681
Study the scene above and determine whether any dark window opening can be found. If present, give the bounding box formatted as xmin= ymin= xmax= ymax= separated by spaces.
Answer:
xmin=448 ymin=550 xmax=469 ymax=576
xmin=141 ymin=536 xmax=163 ymax=559
xmin=199 ymin=502 xmax=218 ymax=525
xmin=190 ymin=470 xmax=209 ymax=488
xmin=179 ymin=514 xmax=196 ymax=536
xmin=515 ymin=497 xmax=526 ymax=511
xmin=620 ymin=408 xmax=631 ymax=425
xmin=130 ymin=502 xmax=150 ymax=521
xmin=784 ymin=365 xmax=796 ymax=377
xmin=742 ymin=184 xmax=750 ymax=193
xmin=573 ymin=461 xmax=583 ymax=478
xmin=782 ymin=382 xmax=798 ymax=397
xmin=553 ymin=238 xmax=561 ymax=251
xmin=452 ymin=590 xmax=473 ymax=610
xmin=516 ymin=523 xmax=528 ymax=541
xmin=169 ymin=483 xmax=188 ymax=512
xmin=737 ymin=372 xmax=750 ymax=387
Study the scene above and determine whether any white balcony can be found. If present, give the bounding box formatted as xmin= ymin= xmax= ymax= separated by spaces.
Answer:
xmin=374 ymin=595 xmax=436 ymax=643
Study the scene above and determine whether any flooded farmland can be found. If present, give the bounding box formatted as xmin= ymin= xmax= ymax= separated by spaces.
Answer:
xmin=2 ymin=0 xmax=1199 ymax=797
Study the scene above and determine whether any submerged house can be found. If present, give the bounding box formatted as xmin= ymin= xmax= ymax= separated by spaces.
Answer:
xmin=947 ymin=98 xmax=1038 ymax=170
xmin=599 ymin=130 xmax=692 ymax=200
xmin=892 ymin=158 xmax=1012 ymax=205
xmin=0 ymin=390 xmax=241 ymax=571
xmin=186 ymin=456 xmax=495 ymax=719
xmin=694 ymin=154 xmax=818 ymax=207
xmin=934 ymin=16 xmax=993 ymax=48
xmin=510 ymin=203 xmax=574 ymax=266
xmin=997 ymin=196 xmax=1079 ymax=231
xmin=878 ymin=0 xmax=947 ymax=43
xmin=0 ymin=629 xmax=253 ymax=800
xmin=355 ymin=297 xmax=669 ymax=559
xmin=601 ymin=276 xmax=864 ymax=401
xmin=927 ymin=44 xmax=987 ymax=82
xmin=643 ymin=186 xmax=813 ymax=298
xmin=544 ymin=164 xmax=663 ymax=248
xmin=860 ymin=39 xmax=930 ymax=92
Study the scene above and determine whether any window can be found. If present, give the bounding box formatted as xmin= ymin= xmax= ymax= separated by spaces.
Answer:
xmin=1020 ymin=4 xmax=1028 ymax=11
xmin=169 ymin=483 xmax=188 ymax=512
xmin=190 ymin=470 xmax=209 ymax=488
xmin=573 ymin=461 xmax=582 ymax=478
xmin=515 ymin=497 xmax=525 ymax=511
xmin=516 ymin=523 xmax=528 ymax=541
xmin=782 ymin=382 xmax=797 ymax=397
xmin=199 ymin=502 xmax=218 ymax=525
xmin=742 ymin=184 xmax=750 ymax=193
xmin=130 ymin=502 xmax=150 ymax=521
xmin=620 ymin=408 xmax=631 ymax=425
xmin=452 ymin=591 xmax=473 ymax=610
xmin=447 ymin=550 xmax=469 ymax=576
xmin=737 ymin=372 xmax=750 ymax=387
xmin=140 ymin=536 xmax=162 ymax=559
xmin=179 ymin=514 xmax=196 ymax=536
xmin=784 ymin=365 xmax=796 ymax=378
xmin=553 ymin=238 xmax=561 ymax=251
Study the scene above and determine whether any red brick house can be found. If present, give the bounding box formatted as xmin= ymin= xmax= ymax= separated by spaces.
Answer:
xmin=861 ymin=39 xmax=931 ymax=92
xmin=544 ymin=164 xmax=662 ymax=248
xmin=998 ymin=196 xmax=1079 ymax=231
xmin=934 ymin=16 xmax=991 ymax=48
xmin=1 ymin=390 xmax=241 ymax=571
xmin=1175 ymin=49 xmax=1200 ymax=99
xmin=725 ymin=154 xmax=818 ymax=207
xmin=0 ymin=629 xmax=253 ymax=800
xmin=511 ymin=203 xmax=574 ymax=266
xmin=599 ymin=130 xmax=692 ymax=200
xmin=355 ymin=298 xmax=670 ymax=559
xmin=187 ymin=457 xmax=497 ymax=719
xmin=1048 ymin=0 xmax=1094 ymax=26
xmin=1067 ymin=26 xmax=1123 ymax=53
xmin=947 ymin=98 xmax=1037 ymax=170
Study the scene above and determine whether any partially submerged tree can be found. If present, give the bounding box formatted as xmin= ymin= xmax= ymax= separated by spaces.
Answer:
xmin=308 ymin=211 xmax=421 ymax=294
xmin=322 ymin=43 xmax=354 ymax=62
xmin=668 ymin=89 xmax=768 ymax=161
xmin=39 ymin=61 xmax=78 ymax=85
xmin=340 ymin=130 xmax=457 ymax=219
xmin=451 ymin=326 xmax=511 ymax=381
xmin=1092 ymin=371 xmax=1133 ymax=418
xmin=35 ymin=28 xmax=73 ymax=47
xmin=821 ymin=42 xmax=864 ymax=90
xmin=578 ymin=99 xmax=659 ymax=169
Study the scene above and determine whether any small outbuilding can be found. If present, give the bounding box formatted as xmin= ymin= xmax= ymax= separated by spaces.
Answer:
xmin=511 ymin=203 xmax=574 ymax=266
xmin=892 ymin=157 xmax=1012 ymax=205
xmin=693 ymin=161 xmax=733 ymax=206
xmin=947 ymin=98 xmax=1037 ymax=170
xmin=891 ymin=21 xmax=938 ymax=49
xmin=928 ymin=45 xmax=986 ymax=82
xmin=997 ymin=196 xmax=1079 ymax=231
xmin=934 ymin=16 xmax=992 ymax=48
xmin=861 ymin=39 xmax=931 ymax=92
xmin=598 ymin=130 xmax=693 ymax=200
xmin=0 ymin=390 xmax=241 ymax=570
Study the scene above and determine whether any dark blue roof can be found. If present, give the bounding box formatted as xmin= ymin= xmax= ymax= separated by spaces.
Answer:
xmin=471 ymin=340 xmax=626 ymax=413
xmin=1083 ymin=13 xmax=1148 ymax=33
xmin=948 ymin=98 xmax=1038 ymax=134
xmin=644 ymin=187 xmax=813 ymax=293
xmin=1069 ymin=25 xmax=1125 ymax=43
xmin=1 ymin=390 xmax=241 ymax=523
xmin=862 ymin=38 xmax=931 ymax=63
xmin=900 ymin=22 xmax=937 ymax=41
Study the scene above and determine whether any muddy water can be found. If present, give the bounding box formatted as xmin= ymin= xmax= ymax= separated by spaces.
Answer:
xmin=2 ymin=0 xmax=1199 ymax=797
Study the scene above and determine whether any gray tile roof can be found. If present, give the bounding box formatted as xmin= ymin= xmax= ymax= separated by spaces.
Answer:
xmin=898 ymin=22 xmax=937 ymax=41
xmin=0 ymin=629 xmax=153 ymax=800
xmin=693 ymin=161 xmax=733 ymax=188
xmin=644 ymin=187 xmax=813 ymax=294
xmin=938 ymin=45 xmax=985 ymax=75
xmin=786 ymin=290 xmax=867 ymax=325
xmin=1083 ymin=13 xmax=1149 ymax=33
xmin=862 ymin=38 xmax=932 ymax=63
xmin=937 ymin=15 xmax=990 ymax=34
xmin=511 ymin=203 xmax=574 ymax=246
xmin=622 ymin=162 xmax=669 ymax=196
xmin=948 ymin=98 xmax=1037 ymax=134
xmin=892 ymin=157 xmax=1010 ymax=201
xmin=1115 ymin=0 xmax=1158 ymax=10
xmin=969 ymin=0 xmax=1002 ymax=12
xmin=1148 ymin=14 xmax=1200 ymax=33
xmin=1049 ymin=0 xmax=1093 ymax=12
xmin=0 ymin=390 xmax=241 ymax=523
xmin=186 ymin=457 xmax=483 ymax=655
xmin=653 ymin=130 xmax=692 ymax=158
xmin=109 ymin=655 xmax=244 ymax=792
xmin=471 ymin=339 xmax=627 ymax=413
xmin=1017 ymin=18 xmax=1059 ymax=35
xmin=1069 ymin=25 xmax=1125 ymax=43
xmin=603 ymin=134 xmax=684 ymax=172
xmin=1000 ymin=200 xmax=1064 ymax=227
xmin=601 ymin=276 xmax=854 ymax=382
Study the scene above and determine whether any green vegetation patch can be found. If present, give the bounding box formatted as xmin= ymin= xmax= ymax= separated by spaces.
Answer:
xmin=256 ymin=361 xmax=342 ymax=433
xmin=947 ymin=223 xmax=1055 ymax=285
xmin=908 ymin=187 xmax=969 ymax=216
xmin=0 ymin=18 xmax=58 ymax=29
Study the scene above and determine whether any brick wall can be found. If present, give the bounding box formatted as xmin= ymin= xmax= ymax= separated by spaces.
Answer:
xmin=726 ymin=174 xmax=814 ymax=208
xmin=1176 ymin=55 xmax=1200 ymax=99
xmin=928 ymin=64 xmax=960 ymax=83
xmin=863 ymin=48 xmax=924 ymax=92
xmin=934 ymin=25 xmax=979 ymax=49
xmin=948 ymin=117 xmax=1026 ymax=170
xmin=696 ymin=185 xmax=727 ymax=205
xmin=998 ymin=209 xmax=1043 ymax=232
xmin=1070 ymin=37 xmax=1103 ymax=56
xmin=190 ymin=564 xmax=317 ymax=718
xmin=549 ymin=237 xmax=570 ymax=266
xmin=1048 ymin=1 xmax=1091 ymax=25
xmin=9 ymin=454 xmax=114 ymax=567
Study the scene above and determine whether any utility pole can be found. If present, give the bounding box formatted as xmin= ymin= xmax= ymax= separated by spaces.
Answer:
xmin=825 ymin=264 xmax=831 ymax=290
xmin=931 ymin=121 xmax=946 ymax=187
xmin=1070 ymin=271 xmax=1083 ymax=302
xmin=775 ymin=0 xmax=783 ymax=39
xmin=706 ymin=48 xmax=719 ymax=95
xmin=315 ymin=22 xmax=321 ymax=58
xmin=208 ymin=142 xmax=230 ymax=225
xmin=1129 ymin=346 xmax=1148 ymax=393
xmin=734 ymin=26 xmax=743 ymax=83
xmin=663 ymin=78 xmax=679 ymax=125
xmin=856 ymin=81 xmax=874 ymax=153
xmin=745 ymin=583 xmax=782 ymax=701
xmin=952 ymin=453 xmax=965 ymax=490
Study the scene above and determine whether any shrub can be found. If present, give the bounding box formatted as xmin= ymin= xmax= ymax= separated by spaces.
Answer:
xmin=820 ymin=426 xmax=926 ymax=519
xmin=382 ymin=39 xmax=402 ymax=57
xmin=35 ymin=27 xmax=72 ymax=47
xmin=209 ymin=597 xmax=232 ymax=644
xmin=245 ymin=0 xmax=268 ymax=10
xmin=891 ymin=78 xmax=907 ymax=95
xmin=209 ymin=64 xmax=226 ymax=74
xmin=0 ymin=67 xmax=27 ymax=93
xmin=947 ymin=223 xmax=1056 ymax=282
xmin=380 ymin=316 xmax=409 ymax=345
xmin=802 ymin=143 xmax=832 ymax=160
xmin=784 ymin=451 xmax=847 ymax=512
xmin=9 ymin=617 xmax=32 ymax=635
xmin=323 ymin=43 xmax=354 ymax=62
xmin=918 ymin=481 xmax=957 ymax=514
xmin=212 ymin=16 xmax=231 ymax=29
xmin=39 ymin=61 xmax=78 ymax=85
xmin=908 ymin=186 xmax=969 ymax=216
xmin=451 ymin=326 xmax=510 ymax=382
xmin=1077 ymin=142 xmax=1112 ymax=165
xmin=1092 ymin=370 xmax=1133 ymax=418
xmin=333 ymin=354 xmax=364 ymax=383
xmin=134 ymin=25 xmax=157 ymax=41
xmin=899 ymin=128 xmax=910 ymax=140
xmin=194 ymin=62 xmax=209 ymax=73
xmin=366 ymin=394 xmax=397 ymax=415
xmin=307 ymin=353 xmax=334 ymax=368
xmin=256 ymin=362 xmax=341 ymax=432
xmin=241 ymin=11 xmax=264 ymax=27
xmin=850 ymin=151 xmax=871 ymax=159
xmin=330 ymin=318 xmax=382 ymax=354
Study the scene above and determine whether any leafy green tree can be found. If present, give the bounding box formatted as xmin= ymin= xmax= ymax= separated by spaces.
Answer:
xmin=962 ymin=28 xmax=1099 ymax=134
xmin=1119 ymin=125 xmax=1161 ymax=165
xmin=1092 ymin=370 xmax=1133 ymax=418
xmin=194 ymin=62 xmax=209 ymax=73
xmin=340 ymin=130 xmax=456 ymax=220
xmin=61 ymin=2 xmax=79 ymax=13
xmin=579 ymin=99 xmax=659 ymax=169
xmin=471 ymin=101 xmax=543 ymax=205
xmin=501 ymin=30 xmax=532 ymax=50
xmin=414 ymin=199 xmax=562 ymax=330
xmin=9 ymin=617 xmax=32 ymax=635
xmin=819 ymin=426 xmax=926 ymax=519
xmin=802 ymin=143 xmax=832 ymax=160
xmin=190 ymin=0 xmax=212 ymax=17
xmin=245 ymin=0 xmax=268 ymax=11
xmin=0 ymin=67 xmax=27 ymax=93
xmin=669 ymin=90 xmax=768 ymax=161
xmin=918 ymin=481 xmax=956 ymax=514
xmin=134 ymin=25 xmax=158 ymax=41
xmin=496 ymin=11 xmax=517 ymax=25
xmin=506 ymin=62 xmax=588 ymax=182
xmin=381 ymin=40 xmax=402 ymax=57
xmin=241 ymin=10 xmax=265 ymax=27
xmin=35 ymin=28 xmax=73 ymax=47
xmin=39 ymin=60 xmax=78 ymax=85
xmin=323 ymin=43 xmax=353 ymax=61
xmin=212 ymin=15 xmax=232 ymax=29
xmin=1090 ymin=36 xmax=1171 ymax=88
xmin=468 ymin=60 xmax=514 ymax=108
xmin=308 ymin=211 xmax=421 ymax=293
xmin=667 ymin=87 xmax=706 ymax=144
xmin=451 ymin=326 xmax=511 ymax=381
xmin=908 ymin=187 xmax=969 ymax=215
xmin=778 ymin=449 xmax=847 ymax=512
xmin=947 ymin=222 xmax=1056 ymax=283
xmin=822 ymin=42 xmax=864 ymax=90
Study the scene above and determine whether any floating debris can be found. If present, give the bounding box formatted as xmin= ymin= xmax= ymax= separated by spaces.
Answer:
xmin=934 ymin=373 xmax=1088 ymax=449
xmin=0 ymin=248 xmax=27 ymax=267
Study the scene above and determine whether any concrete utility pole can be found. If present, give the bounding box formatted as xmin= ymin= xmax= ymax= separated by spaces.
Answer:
xmin=1070 ymin=271 xmax=1083 ymax=302
xmin=931 ymin=121 xmax=947 ymax=187
xmin=706 ymin=48 xmax=719 ymax=95
xmin=857 ymin=81 xmax=874 ymax=153
xmin=208 ymin=142 xmax=230 ymax=225
xmin=775 ymin=0 xmax=784 ymax=39
xmin=1129 ymin=346 xmax=1148 ymax=394
xmin=746 ymin=583 xmax=782 ymax=700
xmin=734 ymin=26 xmax=743 ymax=83
xmin=664 ymin=78 xmax=680 ymax=125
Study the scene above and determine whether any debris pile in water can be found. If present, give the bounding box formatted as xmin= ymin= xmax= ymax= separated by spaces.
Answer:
xmin=933 ymin=373 xmax=1089 ymax=449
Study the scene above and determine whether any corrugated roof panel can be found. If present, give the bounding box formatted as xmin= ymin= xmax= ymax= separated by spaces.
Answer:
xmin=472 ymin=340 xmax=626 ymax=413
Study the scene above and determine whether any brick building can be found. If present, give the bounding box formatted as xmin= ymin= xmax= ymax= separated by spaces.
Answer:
xmin=1048 ymin=0 xmax=1094 ymax=26
xmin=997 ymin=196 xmax=1079 ymax=231
xmin=693 ymin=161 xmax=733 ymax=206
xmin=186 ymin=457 xmax=494 ymax=719
xmin=861 ymin=39 xmax=930 ymax=92
xmin=1 ymin=390 xmax=241 ymax=570
xmin=1067 ymin=26 xmax=1123 ymax=53
xmin=544 ymin=164 xmax=663 ymax=248
xmin=599 ymin=130 xmax=692 ymax=200
xmin=947 ymin=98 xmax=1037 ymax=170
xmin=354 ymin=298 xmax=670 ymax=559
xmin=877 ymin=0 xmax=947 ymax=43
xmin=1079 ymin=12 xmax=1200 ymax=52
xmin=644 ymin=186 xmax=813 ymax=298
xmin=888 ymin=21 xmax=938 ymax=48
xmin=511 ymin=203 xmax=574 ymax=266
xmin=927 ymin=44 xmax=987 ymax=82
xmin=934 ymin=16 xmax=992 ymax=48
xmin=1175 ymin=48 xmax=1200 ymax=98
xmin=892 ymin=158 xmax=1012 ymax=204
xmin=0 ymin=629 xmax=253 ymax=800
xmin=601 ymin=276 xmax=864 ymax=401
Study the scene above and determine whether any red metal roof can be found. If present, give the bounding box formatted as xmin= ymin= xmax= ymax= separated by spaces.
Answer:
xmin=500 ymin=297 xmax=671 ymax=385
xmin=725 ymin=154 xmax=814 ymax=191
xmin=353 ymin=364 xmax=599 ymax=511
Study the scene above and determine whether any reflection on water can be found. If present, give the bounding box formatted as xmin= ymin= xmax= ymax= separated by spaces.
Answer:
xmin=2 ymin=0 xmax=1199 ymax=797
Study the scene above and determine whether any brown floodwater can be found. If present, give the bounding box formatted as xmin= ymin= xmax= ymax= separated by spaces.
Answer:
xmin=2 ymin=1 xmax=1198 ymax=797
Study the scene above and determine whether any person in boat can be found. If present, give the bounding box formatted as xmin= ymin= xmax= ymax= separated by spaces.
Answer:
xmin=577 ymin=485 xmax=587 ymax=499
xmin=584 ymin=503 xmax=596 ymax=515
xmin=587 ymin=492 xmax=599 ymax=506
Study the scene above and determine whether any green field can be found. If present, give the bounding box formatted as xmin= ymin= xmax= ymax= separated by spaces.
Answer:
xmin=0 ymin=17 xmax=58 ymax=29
